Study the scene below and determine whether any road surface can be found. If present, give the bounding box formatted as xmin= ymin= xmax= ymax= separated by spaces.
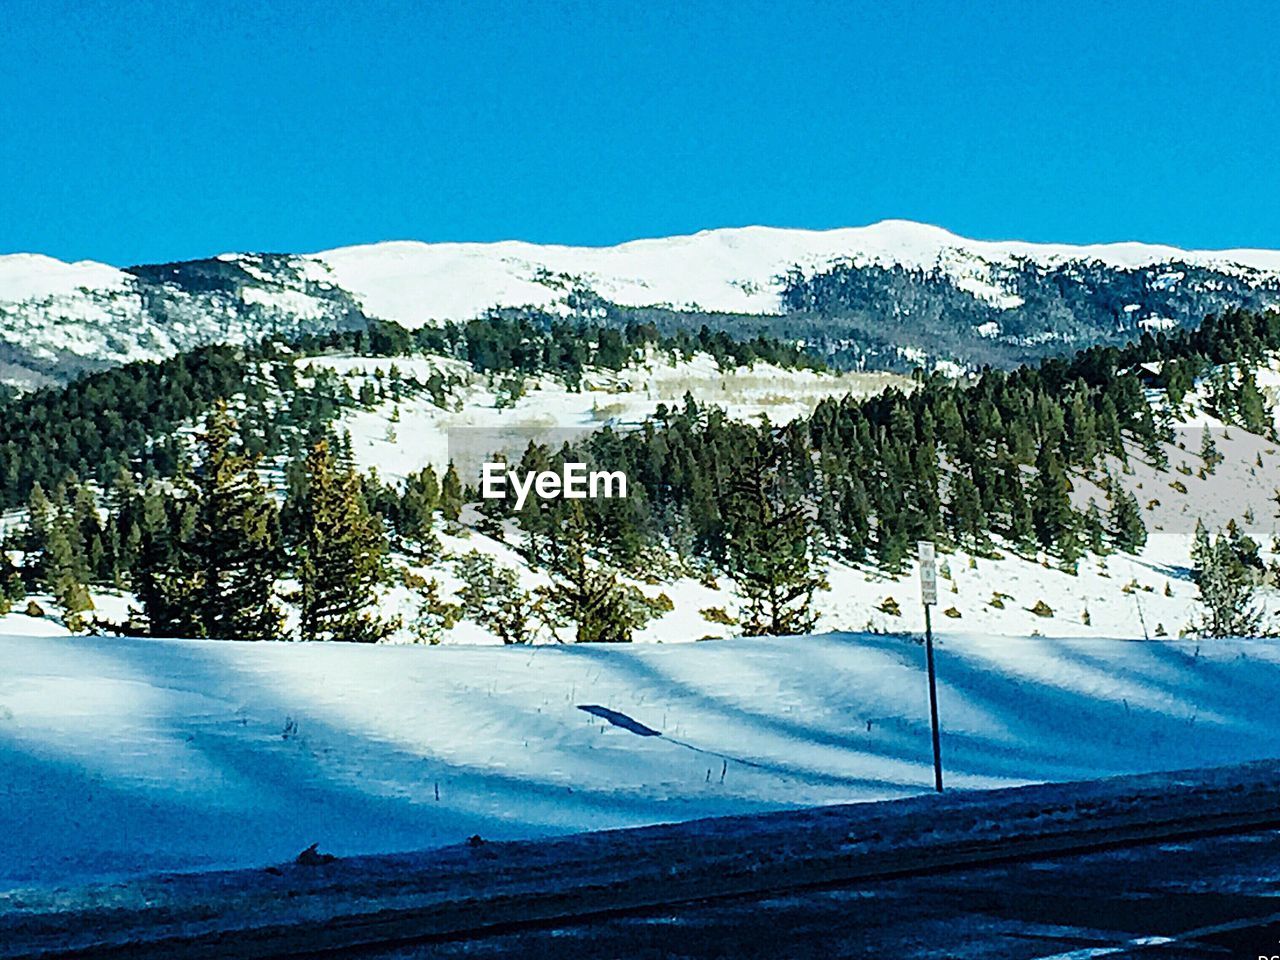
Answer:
xmin=362 ymin=828 xmax=1280 ymax=959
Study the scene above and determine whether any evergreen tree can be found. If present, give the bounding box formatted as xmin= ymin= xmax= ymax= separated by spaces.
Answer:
xmin=946 ymin=472 xmax=987 ymax=550
xmin=1190 ymin=523 xmax=1265 ymax=637
xmin=1084 ymin=501 xmax=1107 ymax=556
xmin=397 ymin=466 xmax=440 ymax=555
xmin=44 ymin=506 xmax=93 ymax=630
xmin=1237 ymin=368 xmax=1269 ymax=434
xmin=133 ymin=477 xmax=201 ymax=636
xmin=103 ymin=467 xmax=142 ymax=588
xmin=455 ymin=550 xmax=543 ymax=644
xmin=187 ymin=406 xmax=284 ymax=641
xmin=537 ymin=503 xmax=656 ymax=643
xmin=721 ymin=432 xmax=825 ymax=636
xmin=1030 ymin=446 xmax=1078 ymax=559
xmin=295 ymin=440 xmax=393 ymax=643
xmin=440 ymin=461 xmax=464 ymax=522
xmin=1107 ymin=482 xmax=1147 ymax=553
xmin=1002 ymin=463 xmax=1037 ymax=551
xmin=22 ymin=482 xmax=53 ymax=589
xmin=69 ymin=481 xmax=106 ymax=584
xmin=1200 ymin=426 xmax=1223 ymax=473
xmin=0 ymin=547 xmax=22 ymax=614
xmin=1164 ymin=359 xmax=1193 ymax=408
xmin=411 ymin=577 xmax=461 ymax=645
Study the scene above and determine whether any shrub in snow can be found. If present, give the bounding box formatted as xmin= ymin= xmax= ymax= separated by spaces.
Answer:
xmin=700 ymin=606 xmax=737 ymax=626
xmin=1030 ymin=600 xmax=1054 ymax=618
xmin=412 ymin=578 xmax=462 ymax=645
xmin=650 ymin=592 xmax=675 ymax=613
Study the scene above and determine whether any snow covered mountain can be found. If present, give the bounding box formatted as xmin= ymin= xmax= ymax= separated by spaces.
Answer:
xmin=4 ymin=220 xmax=1280 ymax=387
xmin=314 ymin=221 xmax=1280 ymax=326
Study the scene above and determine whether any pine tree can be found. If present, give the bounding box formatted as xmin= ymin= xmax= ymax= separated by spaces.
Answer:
xmin=0 ymin=547 xmax=22 ymax=615
xmin=1190 ymin=524 xmax=1264 ymax=637
xmin=104 ymin=466 xmax=142 ymax=588
xmin=440 ymin=461 xmax=464 ymax=523
xmin=397 ymin=466 xmax=440 ymax=555
xmin=537 ymin=503 xmax=655 ymax=643
xmin=44 ymin=507 xmax=93 ymax=631
xmin=133 ymin=477 xmax=200 ymax=636
xmin=411 ymin=578 xmax=461 ymax=645
xmin=1030 ymin=446 xmax=1078 ymax=559
xmin=1108 ymin=482 xmax=1147 ymax=553
xmin=23 ymin=482 xmax=53 ymax=588
xmin=1200 ymin=426 xmax=1223 ymax=473
xmin=946 ymin=472 xmax=986 ymax=551
xmin=295 ymin=440 xmax=393 ymax=643
xmin=1237 ymin=369 xmax=1269 ymax=434
xmin=1002 ymin=463 xmax=1037 ymax=551
xmin=455 ymin=551 xmax=543 ymax=644
xmin=1085 ymin=501 xmax=1107 ymax=555
xmin=1165 ymin=359 xmax=1193 ymax=408
xmin=721 ymin=432 xmax=825 ymax=636
xmin=188 ymin=406 xmax=284 ymax=641
xmin=69 ymin=481 xmax=106 ymax=583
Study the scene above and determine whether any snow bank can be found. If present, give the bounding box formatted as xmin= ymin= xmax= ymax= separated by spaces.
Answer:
xmin=3 ymin=632 xmax=1280 ymax=891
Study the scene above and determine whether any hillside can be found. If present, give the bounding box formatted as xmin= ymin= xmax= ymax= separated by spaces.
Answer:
xmin=5 ymin=221 xmax=1280 ymax=386
xmin=4 ymin=307 xmax=1280 ymax=648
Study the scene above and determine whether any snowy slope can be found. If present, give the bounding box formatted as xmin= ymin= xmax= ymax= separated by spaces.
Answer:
xmin=3 ymin=631 xmax=1280 ymax=890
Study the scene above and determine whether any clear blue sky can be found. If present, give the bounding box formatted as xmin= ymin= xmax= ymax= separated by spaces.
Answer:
xmin=2 ymin=0 xmax=1277 ymax=265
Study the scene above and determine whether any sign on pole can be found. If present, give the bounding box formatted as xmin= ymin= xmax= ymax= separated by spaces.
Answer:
xmin=918 ymin=540 xmax=943 ymax=792
xmin=918 ymin=540 xmax=937 ymax=606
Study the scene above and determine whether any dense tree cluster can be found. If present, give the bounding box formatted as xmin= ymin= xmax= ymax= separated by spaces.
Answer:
xmin=780 ymin=259 xmax=1280 ymax=369
xmin=0 ymin=317 xmax=820 ymax=512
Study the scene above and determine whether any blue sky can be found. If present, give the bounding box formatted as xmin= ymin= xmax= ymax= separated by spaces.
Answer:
xmin=2 ymin=0 xmax=1277 ymax=265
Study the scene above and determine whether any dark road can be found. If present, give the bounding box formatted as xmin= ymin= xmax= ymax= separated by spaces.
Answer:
xmin=359 ymin=829 xmax=1280 ymax=959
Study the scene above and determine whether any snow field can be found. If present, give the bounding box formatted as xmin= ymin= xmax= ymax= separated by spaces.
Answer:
xmin=3 ymin=631 xmax=1280 ymax=890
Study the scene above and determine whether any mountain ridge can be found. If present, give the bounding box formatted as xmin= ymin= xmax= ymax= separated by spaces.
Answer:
xmin=9 ymin=219 xmax=1280 ymax=274
xmin=4 ymin=219 xmax=1280 ymax=388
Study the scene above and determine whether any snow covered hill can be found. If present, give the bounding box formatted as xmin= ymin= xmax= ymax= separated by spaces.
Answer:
xmin=313 ymin=221 xmax=1280 ymax=327
xmin=5 ymin=220 xmax=1280 ymax=386
xmin=4 ymin=631 xmax=1280 ymax=890
xmin=4 ymin=347 xmax=1280 ymax=647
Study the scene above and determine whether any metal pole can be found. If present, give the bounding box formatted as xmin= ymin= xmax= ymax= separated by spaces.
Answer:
xmin=924 ymin=603 xmax=943 ymax=793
